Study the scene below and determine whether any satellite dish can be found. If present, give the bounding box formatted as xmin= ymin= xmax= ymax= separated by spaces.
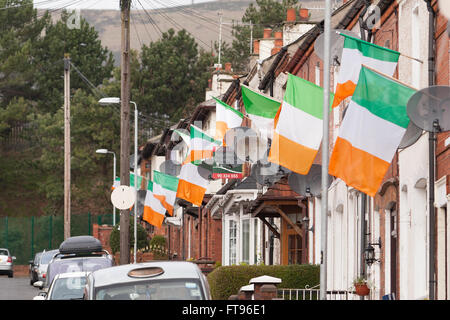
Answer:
xmin=439 ymin=1 xmax=450 ymax=20
xmin=288 ymin=164 xmax=332 ymax=197
xmin=251 ymin=159 xmax=290 ymax=186
xmin=214 ymin=146 xmax=244 ymax=166
xmin=111 ymin=185 xmax=136 ymax=210
xmin=407 ymin=86 xmax=450 ymax=133
xmin=234 ymin=128 xmax=268 ymax=163
xmin=314 ymin=29 xmax=360 ymax=65
xmin=159 ymin=160 xmax=181 ymax=176
xmin=398 ymin=121 xmax=423 ymax=149
xmin=197 ymin=163 xmax=213 ymax=180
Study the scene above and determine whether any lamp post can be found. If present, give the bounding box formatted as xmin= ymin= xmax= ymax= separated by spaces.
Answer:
xmin=96 ymin=148 xmax=117 ymax=226
xmin=99 ymin=97 xmax=138 ymax=264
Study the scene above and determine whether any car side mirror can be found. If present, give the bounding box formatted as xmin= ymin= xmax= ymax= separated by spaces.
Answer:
xmin=33 ymin=281 xmax=44 ymax=288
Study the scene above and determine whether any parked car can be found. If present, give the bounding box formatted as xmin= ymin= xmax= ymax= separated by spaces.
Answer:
xmin=33 ymin=272 xmax=88 ymax=300
xmin=0 ymin=248 xmax=16 ymax=278
xmin=36 ymin=249 xmax=59 ymax=285
xmin=84 ymin=261 xmax=211 ymax=300
xmin=33 ymin=236 xmax=114 ymax=292
xmin=29 ymin=251 xmax=43 ymax=285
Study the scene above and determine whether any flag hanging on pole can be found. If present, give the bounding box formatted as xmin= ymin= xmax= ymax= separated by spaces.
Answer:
xmin=268 ymin=73 xmax=332 ymax=175
xmin=329 ymin=66 xmax=416 ymax=196
xmin=152 ymin=170 xmax=179 ymax=216
xmin=176 ymin=163 xmax=209 ymax=207
xmin=241 ymin=84 xmax=281 ymax=138
xmin=183 ymin=125 xmax=221 ymax=165
xmin=111 ymin=177 xmax=120 ymax=191
xmin=331 ymin=32 xmax=400 ymax=108
xmin=129 ymin=172 xmax=143 ymax=189
xmin=143 ymin=181 xmax=167 ymax=228
xmin=213 ymin=97 xmax=244 ymax=141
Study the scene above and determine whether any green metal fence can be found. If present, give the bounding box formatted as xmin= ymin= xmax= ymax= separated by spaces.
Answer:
xmin=0 ymin=213 xmax=114 ymax=265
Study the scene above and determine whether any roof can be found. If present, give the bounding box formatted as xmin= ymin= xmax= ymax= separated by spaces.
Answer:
xmin=90 ymin=261 xmax=204 ymax=288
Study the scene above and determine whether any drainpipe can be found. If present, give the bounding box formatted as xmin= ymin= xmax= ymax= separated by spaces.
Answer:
xmin=425 ymin=0 xmax=436 ymax=301
xmin=360 ymin=193 xmax=367 ymax=300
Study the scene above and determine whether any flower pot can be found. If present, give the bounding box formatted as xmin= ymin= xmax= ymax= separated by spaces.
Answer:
xmin=355 ymin=283 xmax=370 ymax=296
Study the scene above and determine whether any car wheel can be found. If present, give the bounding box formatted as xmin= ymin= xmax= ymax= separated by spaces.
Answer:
xmin=30 ymin=279 xmax=34 ymax=285
xmin=8 ymin=272 xmax=13 ymax=278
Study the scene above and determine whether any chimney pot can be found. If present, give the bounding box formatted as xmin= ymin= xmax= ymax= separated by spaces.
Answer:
xmin=253 ymin=39 xmax=260 ymax=54
xmin=286 ymin=8 xmax=296 ymax=22
xmin=225 ymin=62 xmax=232 ymax=72
xmin=263 ymin=28 xmax=272 ymax=39
xmin=299 ymin=8 xmax=309 ymax=20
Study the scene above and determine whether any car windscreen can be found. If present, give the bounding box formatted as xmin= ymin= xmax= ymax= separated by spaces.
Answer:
xmin=0 ymin=249 xmax=8 ymax=256
xmin=47 ymin=257 xmax=112 ymax=286
xmin=95 ymin=279 xmax=204 ymax=300
xmin=49 ymin=276 xmax=87 ymax=300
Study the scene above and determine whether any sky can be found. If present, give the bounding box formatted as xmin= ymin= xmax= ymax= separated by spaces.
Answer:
xmin=33 ymin=0 xmax=215 ymax=11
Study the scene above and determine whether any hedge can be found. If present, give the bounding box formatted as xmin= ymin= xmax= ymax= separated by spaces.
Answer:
xmin=207 ymin=264 xmax=320 ymax=300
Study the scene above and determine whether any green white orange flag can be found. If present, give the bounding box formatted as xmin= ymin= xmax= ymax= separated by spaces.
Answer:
xmin=111 ymin=173 xmax=142 ymax=190
xmin=183 ymin=125 xmax=221 ymax=165
xmin=268 ymin=73 xmax=332 ymax=175
xmin=241 ymin=85 xmax=281 ymax=138
xmin=213 ymin=97 xmax=244 ymax=141
xmin=332 ymin=32 xmax=400 ymax=108
xmin=176 ymin=163 xmax=209 ymax=207
xmin=111 ymin=177 xmax=120 ymax=191
xmin=329 ymin=66 xmax=416 ymax=197
xmin=152 ymin=170 xmax=179 ymax=216
xmin=143 ymin=181 xmax=167 ymax=228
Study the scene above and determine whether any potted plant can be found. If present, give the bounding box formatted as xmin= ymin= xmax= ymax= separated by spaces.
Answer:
xmin=353 ymin=277 xmax=370 ymax=296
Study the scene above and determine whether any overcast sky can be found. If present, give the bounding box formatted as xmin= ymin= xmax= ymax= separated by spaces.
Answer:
xmin=33 ymin=0 xmax=215 ymax=10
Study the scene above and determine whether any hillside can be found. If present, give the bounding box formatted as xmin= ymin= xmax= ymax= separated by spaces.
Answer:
xmin=41 ymin=0 xmax=327 ymax=65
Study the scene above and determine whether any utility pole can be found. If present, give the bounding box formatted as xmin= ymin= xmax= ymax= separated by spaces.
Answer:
xmin=218 ymin=12 xmax=223 ymax=67
xmin=64 ymin=54 xmax=71 ymax=240
xmin=120 ymin=0 xmax=131 ymax=265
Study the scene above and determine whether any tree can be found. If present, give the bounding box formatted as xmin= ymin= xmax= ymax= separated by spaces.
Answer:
xmin=109 ymin=219 xmax=149 ymax=255
xmin=220 ymin=0 xmax=300 ymax=71
xmin=0 ymin=0 xmax=50 ymax=105
xmin=31 ymin=10 xmax=115 ymax=114
xmin=137 ymin=28 xmax=214 ymax=123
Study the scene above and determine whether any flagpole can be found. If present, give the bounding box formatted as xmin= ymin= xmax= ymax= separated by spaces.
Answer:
xmin=320 ymin=0 xmax=331 ymax=301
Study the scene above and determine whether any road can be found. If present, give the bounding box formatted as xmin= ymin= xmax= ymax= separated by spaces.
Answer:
xmin=0 ymin=276 xmax=41 ymax=300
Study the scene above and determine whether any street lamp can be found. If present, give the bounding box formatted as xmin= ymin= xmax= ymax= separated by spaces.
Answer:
xmin=364 ymin=237 xmax=382 ymax=266
xmin=99 ymin=97 xmax=139 ymax=264
xmin=96 ymin=148 xmax=117 ymax=226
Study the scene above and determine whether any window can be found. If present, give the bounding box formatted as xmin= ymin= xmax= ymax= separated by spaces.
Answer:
xmin=229 ymin=221 xmax=237 ymax=265
xmin=242 ymin=219 xmax=250 ymax=264
xmin=288 ymin=234 xmax=303 ymax=265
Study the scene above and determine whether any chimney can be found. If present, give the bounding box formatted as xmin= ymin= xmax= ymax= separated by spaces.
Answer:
xmin=286 ymin=8 xmax=296 ymax=22
xmin=253 ymin=39 xmax=260 ymax=54
xmin=274 ymin=31 xmax=283 ymax=47
xmin=263 ymin=28 xmax=272 ymax=39
xmin=225 ymin=62 xmax=232 ymax=73
xmin=299 ymin=8 xmax=309 ymax=20
xmin=271 ymin=47 xmax=281 ymax=55
xmin=208 ymin=79 xmax=212 ymax=89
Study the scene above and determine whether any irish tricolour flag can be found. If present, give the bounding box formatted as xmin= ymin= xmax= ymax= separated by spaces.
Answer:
xmin=183 ymin=125 xmax=221 ymax=165
xmin=329 ymin=66 xmax=416 ymax=197
xmin=176 ymin=163 xmax=209 ymax=207
xmin=268 ymin=73 xmax=332 ymax=175
xmin=332 ymin=33 xmax=400 ymax=108
xmin=213 ymin=97 xmax=243 ymax=141
xmin=143 ymin=181 xmax=167 ymax=228
xmin=241 ymin=85 xmax=281 ymax=139
xmin=152 ymin=170 xmax=179 ymax=216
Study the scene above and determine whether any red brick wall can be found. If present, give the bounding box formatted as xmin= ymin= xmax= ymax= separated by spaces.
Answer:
xmin=435 ymin=6 xmax=450 ymax=194
xmin=92 ymin=224 xmax=113 ymax=255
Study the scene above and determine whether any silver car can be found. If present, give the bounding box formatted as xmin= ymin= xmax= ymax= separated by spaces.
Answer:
xmin=0 ymin=248 xmax=16 ymax=278
xmin=84 ymin=261 xmax=211 ymax=300
xmin=33 ymin=272 xmax=88 ymax=300
xmin=36 ymin=249 xmax=59 ymax=284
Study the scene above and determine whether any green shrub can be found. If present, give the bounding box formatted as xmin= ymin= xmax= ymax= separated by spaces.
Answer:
xmin=149 ymin=235 xmax=168 ymax=260
xmin=109 ymin=219 xmax=149 ymax=254
xmin=207 ymin=264 xmax=320 ymax=300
